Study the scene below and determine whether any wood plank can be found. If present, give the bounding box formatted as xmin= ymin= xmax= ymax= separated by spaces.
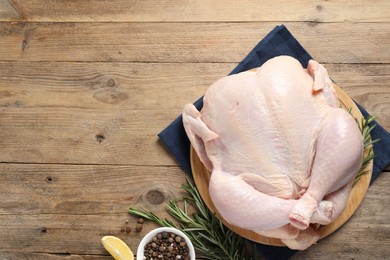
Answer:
xmin=0 ymin=252 xmax=110 ymax=259
xmin=325 ymin=64 xmax=390 ymax=129
xmin=0 ymin=107 xmax=179 ymax=165
xmin=1 ymin=0 xmax=389 ymax=22
xmin=0 ymin=166 xmax=387 ymax=256
xmin=0 ymin=61 xmax=388 ymax=116
xmin=0 ymin=164 xmax=187 ymax=255
xmin=0 ymin=22 xmax=388 ymax=63
xmin=0 ymin=163 xmax=187 ymax=215
xmin=0 ymin=61 xmax=234 ymax=111
xmin=0 ymin=213 xmax=163 ymax=255
xmin=0 ymin=62 xmax=388 ymax=165
xmin=0 ymin=163 xmax=188 ymax=255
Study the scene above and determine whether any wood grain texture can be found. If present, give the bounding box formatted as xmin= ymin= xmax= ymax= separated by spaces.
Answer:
xmin=0 ymin=252 xmax=110 ymax=260
xmin=0 ymin=62 xmax=388 ymax=165
xmin=1 ymin=0 xmax=389 ymax=22
xmin=0 ymin=163 xmax=187 ymax=255
xmin=0 ymin=163 xmax=187 ymax=215
xmin=0 ymin=213 xmax=161 ymax=255
xmin=0 ymin=107 xmax=178 ymax=165
xmin=0 ymin=167 xmax=387 ymax=257
xmin=0 ymin=62 xmax=388 ymax=119
xmin=0 ymin=22 xmax=388 ymax=63
xmin=0 ymin=0 xmax=389 ymax=259
xmin=0 ymin=61 xmax=232 ymax=111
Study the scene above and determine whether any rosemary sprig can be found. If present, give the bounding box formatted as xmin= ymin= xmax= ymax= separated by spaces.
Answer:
xmin=129 ymin=179 xmax=256 ymax=260
xmin=354 ymin=114 xmax=379 ymax=185
xmin=340 ymin=103 xmax=379 ymax=185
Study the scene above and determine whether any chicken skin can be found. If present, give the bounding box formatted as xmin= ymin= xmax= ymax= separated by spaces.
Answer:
xmin=182 ymin=56 xmax=363 ymax=250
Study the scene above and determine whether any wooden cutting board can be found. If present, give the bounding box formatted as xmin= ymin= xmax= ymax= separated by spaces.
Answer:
xmin=190 ymin=83 xmax=373 ymax=246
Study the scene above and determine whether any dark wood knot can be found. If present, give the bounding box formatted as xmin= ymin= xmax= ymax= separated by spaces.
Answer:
xmin=146 ymin=189 xmax=165 ymax=205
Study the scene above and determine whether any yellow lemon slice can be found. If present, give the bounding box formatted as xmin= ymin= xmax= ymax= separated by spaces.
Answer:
xmin=101 ymin=235 xmax=134 ymax=260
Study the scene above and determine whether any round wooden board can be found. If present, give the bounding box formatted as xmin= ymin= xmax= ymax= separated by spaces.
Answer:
xmin=190 ymin=83 xmax=373 ymax=246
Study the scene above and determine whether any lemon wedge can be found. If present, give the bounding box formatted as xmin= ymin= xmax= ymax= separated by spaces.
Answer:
xmin=101 ymin=235 xmax=134 ymax=260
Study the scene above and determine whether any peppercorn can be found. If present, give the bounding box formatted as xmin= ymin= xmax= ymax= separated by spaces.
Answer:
xmin=136 ymin=223 xmax=143 ymax=232
xmin=143 ymin=231 xmax=190 ymax=260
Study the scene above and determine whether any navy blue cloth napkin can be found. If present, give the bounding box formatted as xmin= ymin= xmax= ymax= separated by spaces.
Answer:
xmin=158 ymin=25 xmax=390 ymax=259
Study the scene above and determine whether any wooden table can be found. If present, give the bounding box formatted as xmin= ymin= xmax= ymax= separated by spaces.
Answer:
xmin=0 ymin=1 xmax=389 ymax=259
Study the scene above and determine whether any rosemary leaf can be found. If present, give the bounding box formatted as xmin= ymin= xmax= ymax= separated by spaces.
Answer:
xmin=129 ymin=179 xmax=253 ymax=259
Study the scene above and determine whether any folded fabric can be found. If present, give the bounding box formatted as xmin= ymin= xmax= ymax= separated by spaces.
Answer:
xmin=158 ymin=25 xmax=390 ymax=259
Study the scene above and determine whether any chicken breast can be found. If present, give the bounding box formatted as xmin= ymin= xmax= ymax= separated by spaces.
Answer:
xmin=182 ymin=56 xmax=363 ymax=250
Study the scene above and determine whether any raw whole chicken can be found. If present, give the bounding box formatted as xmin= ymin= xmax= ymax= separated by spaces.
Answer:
xmin=182 ymin=56 xmax=363 ymax=250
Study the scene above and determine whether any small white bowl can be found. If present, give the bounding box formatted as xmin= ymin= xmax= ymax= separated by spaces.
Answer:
xmin=137 ymin=227 xmax=195 ymax=260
